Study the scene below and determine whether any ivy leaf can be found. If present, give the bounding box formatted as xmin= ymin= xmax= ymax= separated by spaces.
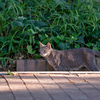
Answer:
xmin=75 ymin=44 xmax=80 ymax=48
xmin=39 ymin=34 xmax=46 ymax=40
xmin=33 ymin=54 xmax=41 ymax=59
xmin=92 ymin=31 xmax=100 ymax=38
xmin=28 ymin=20 xmax=48 ymax=28
xmin=12 ymin=20 xmax=24 ymax=27
xmin=77 ymin=36 xmax=85 ymax=44
xmin=58 ymin=42 xmax=69 ymax=50
xmin=51 ymin=36 xmax=60 ymax=43
xmin=86 ymin=43 xmax=94 ymax=47
xmin=27 ymin=45 xmax=36 ymax=54
xmin=57 ymin=35 xmax=65 ymax=40
xmin=93 ymin=46 xmax=99 ymax=51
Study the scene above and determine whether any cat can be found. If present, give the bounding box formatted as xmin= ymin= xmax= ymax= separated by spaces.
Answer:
xmin=39 ymin=42 xmax=100 ymax=71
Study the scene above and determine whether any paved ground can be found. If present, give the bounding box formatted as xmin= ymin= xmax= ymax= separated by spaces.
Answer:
xmin=0 ymin=72 xmax=100 ymax=100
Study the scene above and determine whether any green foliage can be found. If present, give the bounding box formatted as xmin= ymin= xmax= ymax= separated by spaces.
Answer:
xmin=27 ymin=45 xmax=36 ymax=54
xmin=7 ymin=70 xmax=13 ymax=75
xmin=0 ymin=0 xmax=100 ymax=67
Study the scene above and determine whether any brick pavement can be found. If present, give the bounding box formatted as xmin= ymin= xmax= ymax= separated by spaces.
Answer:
xmin=0 ymin=72 xmax=100 ymax=100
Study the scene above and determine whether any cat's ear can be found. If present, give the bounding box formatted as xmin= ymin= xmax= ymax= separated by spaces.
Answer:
xmin=46 ymin=42 xmax=51 ymax=49
xmin=39 ymin=42 xmax=44 ymax=47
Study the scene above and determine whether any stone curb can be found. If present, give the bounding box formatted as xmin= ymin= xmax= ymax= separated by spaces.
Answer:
xmin=16 ymin=59 xmax=54 ymax=71
xmin=16 ymin=58 xmax=100 ymax=71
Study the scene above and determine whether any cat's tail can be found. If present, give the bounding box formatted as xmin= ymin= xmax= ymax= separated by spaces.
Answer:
xmin=93 ymin=50 xmax=100 ymax=57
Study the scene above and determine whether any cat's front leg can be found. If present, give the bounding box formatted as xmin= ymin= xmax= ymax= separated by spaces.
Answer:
xmin=54 ymin=66 xmax=60 ymax=71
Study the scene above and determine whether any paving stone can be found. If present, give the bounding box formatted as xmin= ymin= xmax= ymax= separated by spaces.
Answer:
xmin=47 ymin=89 xmax=72 ymax=100
xmin=75 ymin=74 xmax=100 ymax=100
xmin=20 ymin=75 xmax=52 ymax=100
xmin=0 ymin=89 xmax=14 ymax=100
xmin=36 ymin=74 xmax=72 ymax=100
xmin=1 ymin=73 xmax=100 ymax=100
xmin=78 ymin=74 xmax=100 ymax=91
xmin=65 ymin=89 xmax=90 ymax=100
xmin=50 ymin=74 xmax=78 ymax=90
xmin=0 ymin=77 xmax=14 ymax=100
xmin=50 ymin=74 xmax=89 ymax=100
xmin=0 ymin=77 xmax=7 ymax=86
xmin=64 ymin=75 xmax=91 ymax=100
xmin=4 ymin=75 xmax=33 ymax=100
xmin=81 ymin=88 xmax=100 ymax=100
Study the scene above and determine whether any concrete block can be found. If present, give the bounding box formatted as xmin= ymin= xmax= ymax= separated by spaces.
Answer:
xmin=37 ymin=59 xmax=46 ymax=71
xmin=17 ymin=60 xmax=25 ymax=71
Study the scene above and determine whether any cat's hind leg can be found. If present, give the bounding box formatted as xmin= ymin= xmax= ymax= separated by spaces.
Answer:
xmin=86 ymin=64 xmax=99 ymax=71
xmin=86 ymin=56 xmax=99 ymax=71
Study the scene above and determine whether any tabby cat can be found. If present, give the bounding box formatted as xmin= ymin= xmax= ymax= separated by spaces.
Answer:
xmin=39 ymin=42 xmax=100 ymax=71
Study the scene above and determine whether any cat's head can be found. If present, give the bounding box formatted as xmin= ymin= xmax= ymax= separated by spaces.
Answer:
xmin=39 ymin=42 xmax=52 ymax=58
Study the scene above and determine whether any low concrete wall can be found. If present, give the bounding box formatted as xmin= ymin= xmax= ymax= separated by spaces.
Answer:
xmin=16 ymin=59 xmax=54 ymax=71
xmin=16 ymin=58 xmax=100 ymax=71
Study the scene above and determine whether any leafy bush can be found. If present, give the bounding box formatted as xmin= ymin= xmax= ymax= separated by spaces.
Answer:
xmin=0 ymin=0 xmax=100 ymax=68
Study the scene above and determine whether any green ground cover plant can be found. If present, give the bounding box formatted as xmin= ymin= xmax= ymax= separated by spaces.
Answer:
xmin=0 ymin=0 xmax=100 ymax=70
